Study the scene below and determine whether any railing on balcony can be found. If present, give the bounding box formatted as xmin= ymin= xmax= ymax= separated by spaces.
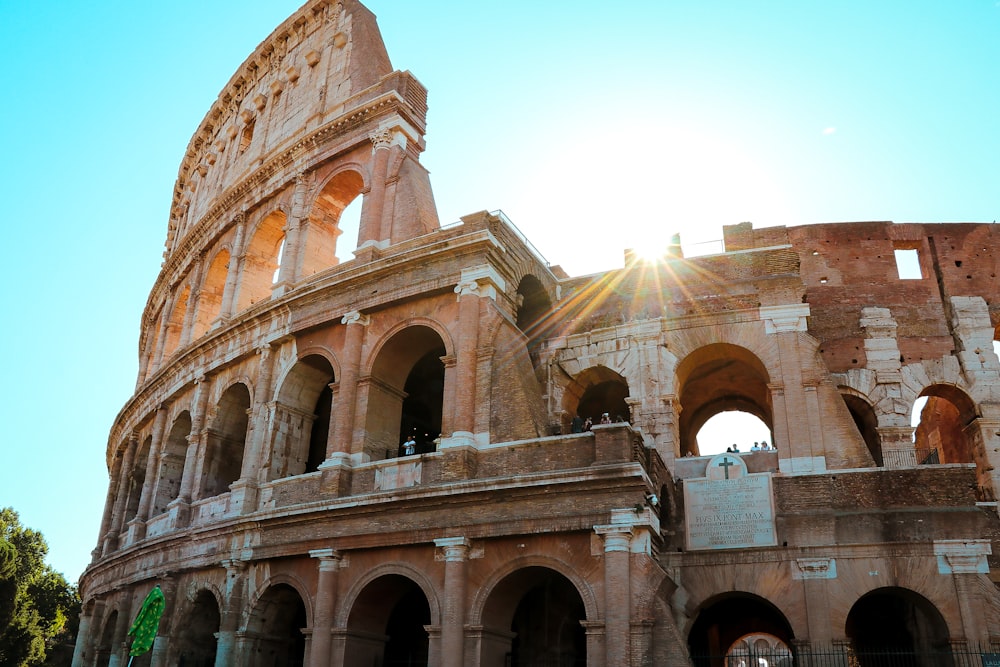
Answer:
xmin=881 ymin=446 xmax=940 ymax=468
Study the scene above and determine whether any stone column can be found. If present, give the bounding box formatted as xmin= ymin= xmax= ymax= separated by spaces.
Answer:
xmin=934 ymin=540 xmax=992 ymax=641
xmin=179 ymin=255 xmax=205 ymax=348
xmin=435 ymin=537 xmax=471 ymax=667
xmin=149 ymin=576 xmax=178 ymax=667
xmin=594 ymin=526 xmax=632 ymax=666
xmin=216 ymin=559 xmax=248 ymax=667
xmin=231 ymin=342 xmax=281 ymax=514
xmin=218 ymin=215 xmax=247 ymax=322
xmin=452 ymin=281 xmax=481 ymax=441
xmin=358 ymin=130 xmax=392 ymax=248
xmin=131 ymin=406 xmax=169 ymax=538
xmin=330 ymin=311 xmax=368 ymax=459
xmin=71 ymin=599 xmax=102 ymax=667
xmin=104 ymin=435 xmax=138 ymax=554
xmin=308 ymin=549 xmax=342 ymax=667
xmin=274 ymin=173 xmax=309 ymax=291
xmin=793 ymin=557 xmax=837 ymax=644
xmin=107 ymin=591 xmax=134 ymax=667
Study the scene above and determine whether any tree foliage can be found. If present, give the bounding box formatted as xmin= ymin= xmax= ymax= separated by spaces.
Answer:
xmin=0 ymin=508 xmax=80 ymax=667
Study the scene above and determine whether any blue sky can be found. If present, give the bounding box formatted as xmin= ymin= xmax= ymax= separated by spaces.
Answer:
xmin=0 ymin=1 xmax=997 ymax=583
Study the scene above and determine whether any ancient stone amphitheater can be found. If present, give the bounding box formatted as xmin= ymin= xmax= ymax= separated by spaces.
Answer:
xmin=74 ymin=1 xmax=1000 ymax=666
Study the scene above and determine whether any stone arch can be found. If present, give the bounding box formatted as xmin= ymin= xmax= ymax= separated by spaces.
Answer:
xmin=840 ymin=388 xmax=882 ymax=466
xmin=336 ymin=562 xmax=442 ymax=629
xmin=687 ymin=592 xmax=795 ymax=666
xmin=515 ymin=273 xmax=553 ymax=362
xmin=478 ymin=565 xmax=589 ymax=667
xmin=303 ymin=167 xmax=366 ymax=275
xmin=562 ymin=365 xmax=631 ymax=429
xmin=171 ymin=587 xmax=220 ymax=667
xmin=192 ymin=246 xmax=231 ymax=339
xmin=151 ymin=411 xmax=192 ymax=516
xmin=161 ymin=283 xmax=191 ymax=360
xmin=269 ymin=353 xmax=337 ymax=479
xmin=123 ymin=435 xmax=153 ymax=524
xmin=340 ymin=567 xmax=438 ymax=667
xmin=675 ymin=343 xmax=773 ymax=457
xmin=913 ymin=383 xmax=978 ymax=465
xmin=94 ymin=608 xmax=118 ymax=667
xmin=244 ymin=582 xmax=308 ymax=667
xmin=845 ymin=586 xmax=951 ymax=658
xmin=200 ymin=382 xmax=251 ymax=498
xmin=469 ymin=555 xmax=600 ymax=627
xmin=235 ymin=210 xmax=286 ymax=313
xmin=363 ymin=322 xmax=451 ymax=460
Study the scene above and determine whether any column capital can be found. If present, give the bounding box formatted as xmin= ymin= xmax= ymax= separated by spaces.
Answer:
xmin=454 ymin=265 xmax=506 ymax=301
xmin=341 ymin=310 xmax=370 ymax=326
xmin=760 ymin=303 xmax=810 ymax=334
xmin=309 ymin=548 xmax=343 ymax=570
xmin=434 ymin=537 xmax=471 ymax=562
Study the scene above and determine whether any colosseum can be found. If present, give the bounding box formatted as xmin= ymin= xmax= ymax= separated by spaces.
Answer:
xmin=73 ymin=1 xmax=1000 ymax=666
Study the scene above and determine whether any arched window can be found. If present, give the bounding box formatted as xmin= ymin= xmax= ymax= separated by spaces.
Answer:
xmin=235 ymin=211 xmax=285 ymax=313
xmin=912 ymin=385 xmax=977 ymax=465
xmin=345 ymin=575 xmax=431 ymax=667
xmin=152 ymin=412 xmax=191 ymax=516
xmin=201 ymin=384 xmax=250 ymax=498
xmin=192 ymin=248 xmax=230 ymax=339
xmin=123 ymin=436 xmax=152 ymax=524
xmin=173 ymin=590 xmax=220 ymax=666
xmin=245 ymin=584 xmax=306 ymax=667
xmin=562 ymin=365 xmax=630 ymax=432
xmin=366 ymin=326 xmax=446 ymax=460
xmin=676 ymin=344 xmax=773 ymax=458
xmin=303 ymin=170 xmax=365 ymax=275
xmin=270 ymin=355 xmax=335 ymax=480
xmin=515 ymin=274 xmax=552 ymax=364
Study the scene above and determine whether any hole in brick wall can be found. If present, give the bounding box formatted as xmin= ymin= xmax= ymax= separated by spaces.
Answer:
xmin=955 ymin=260 xmax=963 ymax=267
xmin=852 ymin=359 xmax=858 ymax=364
xmin=894 ymin=248 xmax=923 ymax=279
xmin=819 ymin=277 xmax=828 ymax=284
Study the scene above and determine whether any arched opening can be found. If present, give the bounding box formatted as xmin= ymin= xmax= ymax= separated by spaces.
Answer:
xmin=366 ymin=326 xmax=446 ymax=460
xmin=344 ymin=575 xmax=430 ymax=667
xmin=305 ymin=170 xmax=365 ymax=275
xmin=688 ymin=593 xmax=794 ymax=667
xmin=173 ymin=589 xmax=220 ymax=667
xmin=562 ymin=366 xmax=630 ymax=432
xmin=152 ymin=412 xmax=191 ymax=516
xmin=193 ymin=248 xmax=230 ymax=339
xmin=235 ymin=211 xmax=285 ymax=313
xmin=200 ymin=383 xmax=250 ymax=498
xmin=480 ymin=566 xmax=587 ymax=667
xmin=94 ymin=609 xmax=118 ymax=667
xmin=726 ymin=633 xmax=793 ymax=667
xmin=842 ymin=393 xmax=882 ymax=466
xmin=676 ymin=344 xmax=773 ymax=457
xmin=246 ymin=584 xmax=306 ymax=667
xmin=912 ymin=385 xmax=977 ymax=466
xmin=123 ymin=436 xmax=152 ymax=524
xmin=515 ymin=275 xmax=552 ymax=364
xmin=695 ymin=411 xmax=773 ymax=456
xmin=162 ymin=285 xmax=191 ymax=360
xmin=845 ymin=587 xmax=951 ymax=665
xmin=271 ymin=355 xmax=335 ymax=480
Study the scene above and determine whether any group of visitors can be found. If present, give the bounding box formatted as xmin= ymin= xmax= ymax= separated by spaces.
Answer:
xmin=569 ymin=412 xmax=625 ymax=433
xmin=725 ymin=441 xmax=774 ymax=453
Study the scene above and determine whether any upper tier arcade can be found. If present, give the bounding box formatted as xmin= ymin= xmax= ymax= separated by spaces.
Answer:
xmin=141 ymin=0 xmax=438 ymax=386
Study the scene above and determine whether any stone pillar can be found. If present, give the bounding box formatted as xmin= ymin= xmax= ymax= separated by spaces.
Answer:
xmin=793 ymin=557 xmax=837 ymax=644
xmin=231 ymin=342 xmax=281 ymax=514
xmin=452 ymin=281 xmax=481 ymax=440
xmin=71 ymin=599 xmax=102 ymax=667
xmin=179 ymin=255 xmax=205 ymax=348
xmin=131 ymin=406 xmax=169 ymax=538
xmin=934 ymin=540 xmax=992 ymax=641
xmin=216 ymin=559 xmax=248 ymax=667
xmin=218 ymin=215 xmax=247 ymax=322
xmin=308 ymin=549 xmax=342 ymax=667
xmin=151 ymin=303 xmax=172 ymax=371
xmin=107 ymin=591 xmax=134 ymax=667
xmin=149 ymin=576 xmax=178 ymax=667
xmin=594 ymin=526 xmax=632 ymax=666
xmin=104 ymin=435 xmax=138 ymax=554
xmin=274 ymin=173 xmax=309 ymax=292
xmin=435 ymin=537 xmax=471 ymax=667
xmin=329 ymin=311 xmax=368 ymax=460
xmin=359 ymin=130 xmax=392 ymax=247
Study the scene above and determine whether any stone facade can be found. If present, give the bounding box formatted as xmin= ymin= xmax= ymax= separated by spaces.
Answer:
xmin=73 ymin=1 xmax=1000 ymax=666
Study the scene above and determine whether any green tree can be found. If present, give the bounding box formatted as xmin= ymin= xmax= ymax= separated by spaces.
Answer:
xmin=0 ymin=508 xmax=80 ymax=667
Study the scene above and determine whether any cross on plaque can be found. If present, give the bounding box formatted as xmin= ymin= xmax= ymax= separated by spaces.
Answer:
xmin=717 ymin=457 xmax=735 ymax=479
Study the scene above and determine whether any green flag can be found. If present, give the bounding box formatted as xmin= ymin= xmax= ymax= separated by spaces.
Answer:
xmin=127 ymin=585 xmax=165 ymax=657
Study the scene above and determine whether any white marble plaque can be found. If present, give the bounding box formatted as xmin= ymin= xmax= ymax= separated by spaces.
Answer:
xmin=684 ymin=454 xmax=776 ymax=550
xmin=374 ymin=461 xmax=422 ymax=491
